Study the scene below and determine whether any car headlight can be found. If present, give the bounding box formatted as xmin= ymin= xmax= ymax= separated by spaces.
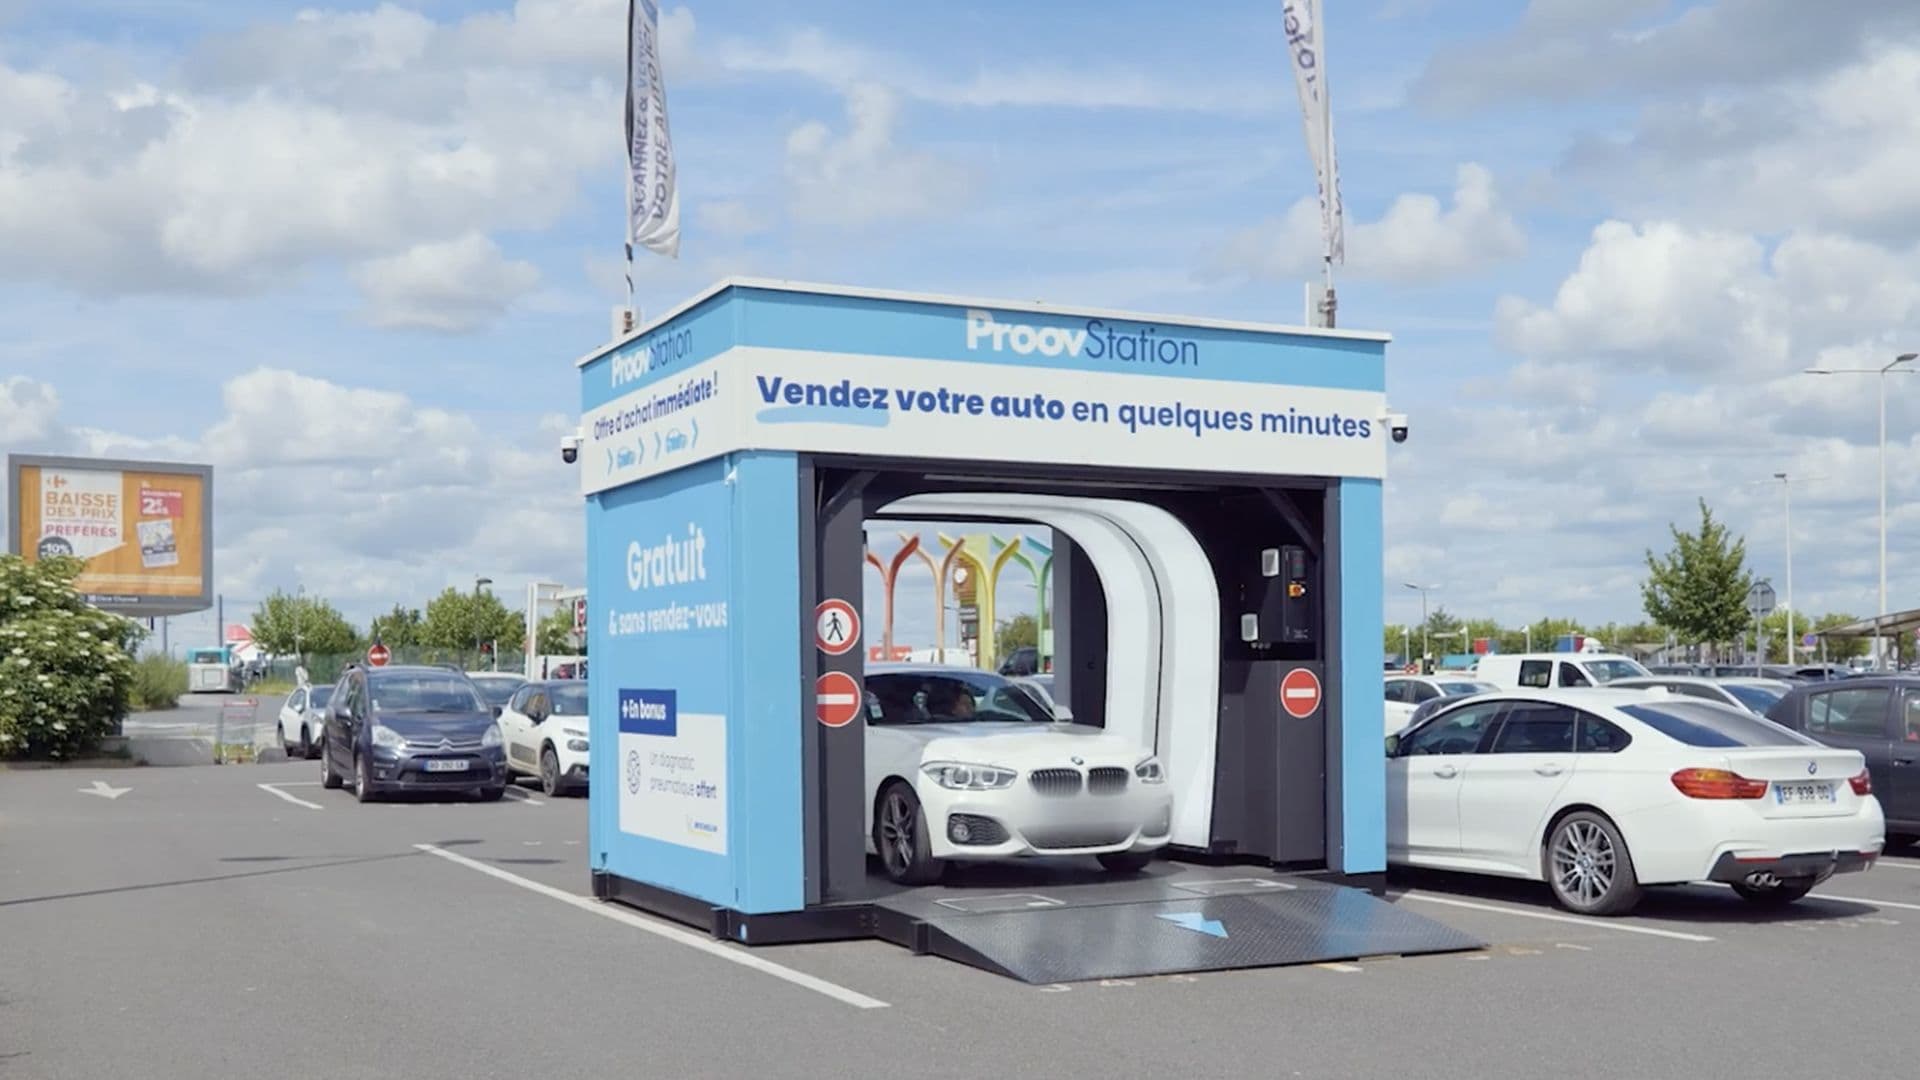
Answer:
xmin=567 ymin=739 xmax=589 ymax=752
xmin=921 ymin=762 xmax=1017 ymax=790
xmin=371 ymin=724 xmax=405 ymax=750
xmin=1135 ymin=757 xmax=1166 ymax=783
xmin=481 ymin=723 xmax=502 ymax=748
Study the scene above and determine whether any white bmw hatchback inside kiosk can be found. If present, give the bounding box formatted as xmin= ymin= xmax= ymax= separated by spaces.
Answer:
xmin=578 ymin=280 xmax=1480 ymax=983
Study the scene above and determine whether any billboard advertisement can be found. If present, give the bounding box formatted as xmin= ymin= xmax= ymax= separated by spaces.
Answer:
xmin=7 ymin=454 xmax=214 ymax=616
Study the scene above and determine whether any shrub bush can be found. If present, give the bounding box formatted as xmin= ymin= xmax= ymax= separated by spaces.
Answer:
xmin=0 ymin=555 xmax=143 ymax=759
xmin=130 ymin=653 xmax=188 ymax=711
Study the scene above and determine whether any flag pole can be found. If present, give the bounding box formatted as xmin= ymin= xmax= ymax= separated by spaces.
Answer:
xmin=1319 ymin=6 xmax=1337 ymax=329
xmin=620 ymin=0 xmax=637 ymax=336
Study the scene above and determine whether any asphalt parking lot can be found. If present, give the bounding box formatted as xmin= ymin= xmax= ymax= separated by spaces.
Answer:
xmin=5 ymin=762 xmax=1920 ymax=1079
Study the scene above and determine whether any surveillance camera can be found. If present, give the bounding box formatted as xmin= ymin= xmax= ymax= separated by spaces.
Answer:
xmin=1384 ymin=411 xmax=1410 ymax=444
xmin=560 ymin=434 xmax=582 ymax=465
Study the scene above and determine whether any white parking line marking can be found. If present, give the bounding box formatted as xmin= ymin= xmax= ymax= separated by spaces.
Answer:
xmin=1397 ymin=892 xmax=1715 ymax=942
xmin=413 ymin=844 xmax=888 ymax=1009
xmin=501 ymin=788 xmax=545 ymax=806
xmin=1555 ymin=943 xmax=1591 ymax=951
xmin=1871 ymin=859 xmax=1920 ymax=871
xmin=1816 ymin=892 xmax=1920 ymax=912
xmin=1315 ymin=962 xmax=1363 ymax=973
xmin=256 ymin=783 xmax=323 ymax=810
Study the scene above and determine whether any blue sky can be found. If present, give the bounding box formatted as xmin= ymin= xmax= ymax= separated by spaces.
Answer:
xmin=6 ymin=0 xmax=1920 ymax=650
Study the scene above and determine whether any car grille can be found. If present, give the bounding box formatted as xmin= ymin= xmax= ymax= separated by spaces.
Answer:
xmin=406 ymin=735 xmax=484 ymax=751
xmin=1028 ymin=769 xmax=1082 ymax=797
xmin=1087 ymin=767 xmax=1128 ymax=795
xmin=1023 ymin=824 xmax=1135 ymax=850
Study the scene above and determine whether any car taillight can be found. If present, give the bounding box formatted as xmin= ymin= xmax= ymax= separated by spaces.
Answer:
xmin=1670 ymin=768 xmax=1769 ymax=799
xmin=1849 ymin=769 xmax=1872 ymax=796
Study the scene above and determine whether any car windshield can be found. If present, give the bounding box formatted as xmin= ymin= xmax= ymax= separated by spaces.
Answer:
xmin=369 ymin=674 xmax=486 ymax=713
xmin=1585 ymin=660 xmax=1649 ymax=683
xmin=1441 ymin=681 xmax=1496 ymax=696
xmin=1722 ymin=683 xmax=1786 ymax=713
xmin=469 ymin=677 xmax=524 ymax=706
xmin=1027 ymin=674 xmax=1053 ymax=692
xmin=188 ymin=649 xmax=225 ymax=664
xmin=865 ymin=671 xmax=1054 ymax=725
xmin=550 ymin=684 xmax=589 ymax=715
xmin=1621 ymin=702 xmax=1815 ymax=748
xmin=308 ymin=685 xmax=333 ymax=708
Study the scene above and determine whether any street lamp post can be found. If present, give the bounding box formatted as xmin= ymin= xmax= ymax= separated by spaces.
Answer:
xmin=1805 ymin=352 xmax=1917 ymax=670
xmin=1772 ymin=473 xmax=1794 ymax=665
xmin=474 ymin=576 xmax=494 ymax=667
xmin=1403 ymin=582 xmax=1439 ymax=667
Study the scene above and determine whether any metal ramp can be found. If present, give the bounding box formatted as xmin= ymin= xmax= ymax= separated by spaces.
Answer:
xmin=868 ymin=866 xmax=1484 ymax=984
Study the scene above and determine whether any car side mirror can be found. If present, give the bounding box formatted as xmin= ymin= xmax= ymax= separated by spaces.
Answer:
xmin=491 ymin=705 xmax=503 ymax=719
xmin=1054 ymin=705 xmax=1075 ymax=721
xmin=334 ymin=703 xmax=352 ymax=722
xmin=1384 ymin=734 xmax=1401 ymax=757
xmin=528 ymin=705 xmax=549 ymax=724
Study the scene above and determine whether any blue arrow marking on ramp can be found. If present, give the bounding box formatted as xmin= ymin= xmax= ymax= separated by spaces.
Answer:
xmin=690 ymin=417 xmax=699 ymax=448
xmin=1157 ymin=911 xmax=1227 ymax=939
xmin=654 ymin=430 xmax=662 ymax=458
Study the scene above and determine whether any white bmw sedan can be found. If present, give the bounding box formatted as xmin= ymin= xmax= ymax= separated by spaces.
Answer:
xmin=863 ymin=665 xmax=1172 ymax=885
xmin=1387 ymin=688 xmax=1885 ymax=915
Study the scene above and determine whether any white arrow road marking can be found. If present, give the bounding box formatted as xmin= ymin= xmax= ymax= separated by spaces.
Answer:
xmin=257 ymin=783 xmax=323 ymax=810
xmin=414 ymin=844 xmax=888 ymax=1009
xmin=78 ymin=779 xmax=130 ymax=800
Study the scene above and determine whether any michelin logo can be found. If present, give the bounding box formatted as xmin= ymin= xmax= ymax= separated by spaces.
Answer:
xmin=965 ymin=309 xmax=1198 ymax=367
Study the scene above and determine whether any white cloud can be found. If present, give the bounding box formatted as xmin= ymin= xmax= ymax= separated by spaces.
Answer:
xmin=352 ymin=233 xmax=541 ymax=332
xmin=0 ymin=375 xmax=61 ymax=444
xmin=1206 ymin=163 xmax=1525 ymax=285
xmin=1495 ymin=220 xmax=1787 ymax=375
xmin=784 ymin=84 xmax=970 ymax=227
xmin=1563 ymin=44 xmax=1920 ymax=244
xmin=1411 ymin=0 xmax=1920 ymax=111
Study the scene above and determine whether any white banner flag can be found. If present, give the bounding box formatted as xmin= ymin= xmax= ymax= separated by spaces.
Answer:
xmin=1282 ymin=0 xmax=1343 ymax=264
xmin=627 ymin=0 xmax=680 ymax=258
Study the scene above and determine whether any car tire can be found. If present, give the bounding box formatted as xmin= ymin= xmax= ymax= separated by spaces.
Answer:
xmin=1097 ymin=851 xmax=1155 ymax=874
xmin=874 ymin=782 xmax=943 ymax=886
xmin=1732 ymin=877 xmax=1816 ymax=906
xmin=540 ymin=745 xmax=563 ymax=798
xmin=320 ymin=742 xmax=343 ymax=789
xmin=300 ymin=726 xmax=316 ymax=760
xmin=277 ymin=724 xmax=292 ymax=756
xmin=1545 ymin=811 xmax=1642 ymax=916
xmin=353 ymin=753 xmax=377 ymax=804
xmin=476 ymin=786 xmax=505 ymax=802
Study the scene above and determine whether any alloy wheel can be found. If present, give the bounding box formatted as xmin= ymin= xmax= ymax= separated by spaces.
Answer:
xmin=1551 ymin=820 xmax=1616 ymax=909
xmin=541 ymin=748 xmax=559 ymax=796
xmin=879 ymin=791 xmax=916 ymax=878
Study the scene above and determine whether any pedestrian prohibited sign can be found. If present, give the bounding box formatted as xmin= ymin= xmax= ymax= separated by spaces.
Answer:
xmin=816 ymin=598 xmax=859 ymax=656
xmin=1280 ymin=667 xmax=1321 ymax=718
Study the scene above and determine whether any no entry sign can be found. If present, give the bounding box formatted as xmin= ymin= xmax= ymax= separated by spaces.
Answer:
xmin=1280 ymin=667 xmax=1321 ymax=718
xmin=815 ymin=598 xmax=859 ymax=656
xmin=367 ymin=643 xmax=391 ymax=667
xmin=816 ymin=671 xmax=862 ymax=728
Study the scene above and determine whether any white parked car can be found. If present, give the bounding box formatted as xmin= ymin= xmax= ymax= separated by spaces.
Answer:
xmin=496 ymin=681 xmax=590 ymax=796
xmin=276 ymin=683 xmax=334 ymax=760
xmin=1384 ymin=674 xmax=1497 ymax=734
xmin=1474 ymin=652 xmax=1651 ymax=690
xmin=862 ymin=665 xmax=1172 ymax=885
xmin=1606 ymin=676 xmax=1793 ymax=716
xmin=1387 ymin=688 xmax=1884 ymax=914
xmin=1012 ymin=674 xmax=1065 ymax=717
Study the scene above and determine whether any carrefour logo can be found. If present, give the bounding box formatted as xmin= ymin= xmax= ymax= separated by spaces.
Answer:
xmin=964 ymin=308 xmax=1198 ymax=367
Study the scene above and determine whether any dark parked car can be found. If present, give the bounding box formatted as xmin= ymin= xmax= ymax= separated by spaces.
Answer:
xmin=320 ymin=664 xmax=509 ymax=803
xmin=1766 ymin=677 xmax=1920 ymax=844
xmin=998 ymin=645 xmax=1040 ymax=677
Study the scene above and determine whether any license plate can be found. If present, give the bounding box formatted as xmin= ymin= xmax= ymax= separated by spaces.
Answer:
xmin=425 ymin=759 xmax=470 ymax=773
xmin=1773 ymin=781 xmax=1835 ymax=804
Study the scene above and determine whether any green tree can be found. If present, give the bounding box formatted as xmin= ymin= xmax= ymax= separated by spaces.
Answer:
xmin=369 ymin=604 xmax=424 ymax=647
xmin=0 ymin=555 xmax=143 ymax=759
xmin=421 ymin=588 xmax=523 ymax=655
xmin=536 ymin=604 xmax=585 ymax=655
xmin=250 ymin=590 xmax=359 ymax=660
xmin=997 ymin=613 xmax=1039 ymax=658
xmin=1642 ymin=499 xmax=1753 ymax=648
xmin=1383 ymin=623 xmax=1412 ymax=660
xmin=1418 ymin=606 xmax=1464 ymax=656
